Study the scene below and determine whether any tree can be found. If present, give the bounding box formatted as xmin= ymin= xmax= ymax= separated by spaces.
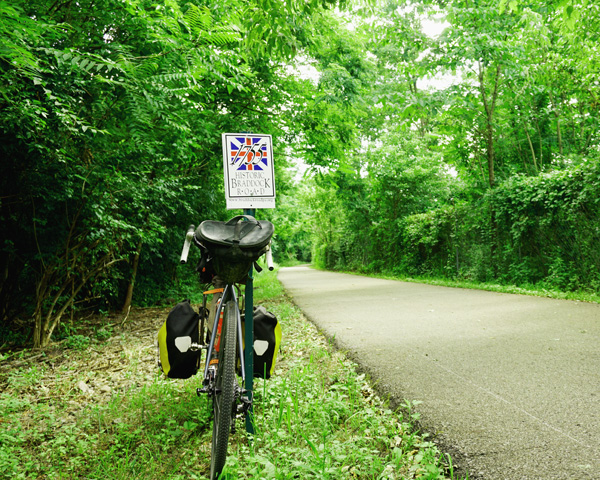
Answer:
xmin=297 ymin=0 xmax=600 ymax=293
xmin=1 ymin=0 xmax=344 ymax=347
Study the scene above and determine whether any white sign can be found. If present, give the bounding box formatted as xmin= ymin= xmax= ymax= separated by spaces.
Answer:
xmin=222 ymin=133 xmax=276 ymax=210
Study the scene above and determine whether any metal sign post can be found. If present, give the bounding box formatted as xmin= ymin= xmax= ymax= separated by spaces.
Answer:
xmin=222 ymin=133 xmax=276 ymax=436
xmin=243 ymin=207 xmax=255 ymax=435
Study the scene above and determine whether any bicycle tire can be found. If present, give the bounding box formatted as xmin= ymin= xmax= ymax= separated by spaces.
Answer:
xmin=210 ymin=299 xmax=238 ymax=480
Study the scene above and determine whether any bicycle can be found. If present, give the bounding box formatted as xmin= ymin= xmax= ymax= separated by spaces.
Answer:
xmin=180 ymin=214 xmax=274 ymax=480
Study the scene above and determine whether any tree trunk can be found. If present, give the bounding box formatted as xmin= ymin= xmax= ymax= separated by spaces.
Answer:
xmin=32 ymin=268 xmax=53 ymax=348
xmin=33 ymin=313 xmax=42 ymax=348
xmin=486 ymin=126 xmax=495 ymax=188
xmin=534 ymin=116 xmax=543 ymax=170
xmin=523 ymin=122 xmax=538 ymax=173
xmin=121 ymin=238 xmax=143 ymax=313
xmin=556 ymin=115 xmax=563 ymax=156
xmin=549 ymin=91 xmax=563 ymax=156
xmin=478 ymin=62 xmax=501 ymax=188
xmin=32 ymin=254 xmax=119 ymax=348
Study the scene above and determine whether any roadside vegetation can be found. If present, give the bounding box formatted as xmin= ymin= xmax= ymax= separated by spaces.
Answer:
xmin=0 ymin=268 xmax=465 ymax=480
xmin=318 ymin=268 xmax=600 ymax=305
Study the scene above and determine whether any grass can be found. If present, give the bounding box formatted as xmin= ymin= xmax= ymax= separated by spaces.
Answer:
xmin=397 ymin=276 xmax=600 ymax=303
xmin=0 ymin=268 xmax=465 ymax=480
xmin=315 ymin=267 xmax=600 ymax=304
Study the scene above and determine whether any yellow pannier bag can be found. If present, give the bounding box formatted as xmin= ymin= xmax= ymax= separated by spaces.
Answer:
xmin=242 ymin=306 xmax=282 ymax=380
xmin=158 ymin=300 xmax=200 ymax=379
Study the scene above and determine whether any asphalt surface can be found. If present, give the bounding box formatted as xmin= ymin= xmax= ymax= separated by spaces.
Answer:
xmin=278 ymin=266 xmax=600 ymax=480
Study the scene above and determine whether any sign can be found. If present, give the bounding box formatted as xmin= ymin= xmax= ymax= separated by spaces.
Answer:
xmin=222 ymin=133 xmax=276 ymax=210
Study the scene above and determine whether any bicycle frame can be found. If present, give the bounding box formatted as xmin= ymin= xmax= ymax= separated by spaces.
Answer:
xmin=203 ymin=283 xmax=246 ymax=386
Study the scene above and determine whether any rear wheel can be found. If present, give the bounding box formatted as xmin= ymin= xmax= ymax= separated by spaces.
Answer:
xmin=209 ymin=299 xmax=238 ymax=480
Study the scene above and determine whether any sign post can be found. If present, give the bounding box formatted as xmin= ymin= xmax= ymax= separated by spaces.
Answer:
xmin=242 ymin=206 xmax=255 ymax=435
xmin=222 ymin=133 xmax=275 ymax=436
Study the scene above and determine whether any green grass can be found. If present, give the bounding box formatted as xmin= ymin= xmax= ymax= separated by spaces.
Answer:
xmin=314 ymin=266 xmax=600 ymax=304
xmin=0 ymin=268 xmax=465 ymax=480
xmin=406 ymin=277 xmax=600 ymax=303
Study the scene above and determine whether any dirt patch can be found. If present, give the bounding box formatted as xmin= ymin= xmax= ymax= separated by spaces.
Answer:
xmin=0 ymin=307 xmax=170 ymax=403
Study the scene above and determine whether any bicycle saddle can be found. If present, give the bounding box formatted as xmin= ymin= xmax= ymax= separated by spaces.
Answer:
xmin=195 ymin=215 xmax=274 ymax=249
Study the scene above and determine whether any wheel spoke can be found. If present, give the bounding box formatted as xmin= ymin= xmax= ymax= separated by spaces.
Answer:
xmin=209 ymin=300 xmax=238 ymax=480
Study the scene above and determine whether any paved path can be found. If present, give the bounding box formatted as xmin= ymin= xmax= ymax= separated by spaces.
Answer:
xmin=278 ymin=266 xmax=600 ymax=480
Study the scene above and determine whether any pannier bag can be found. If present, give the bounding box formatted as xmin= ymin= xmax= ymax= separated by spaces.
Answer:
xmin=195 ymin=247 xmax=215 ymax=284
xmin=194 ymin=215 xmax=274 ymax=283
xmin=158 ymin=300 xmax=201 ymax=379
xmin=242 ymin=306 xmax=282 ymax=379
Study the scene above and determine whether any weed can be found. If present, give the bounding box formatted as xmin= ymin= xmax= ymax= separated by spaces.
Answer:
xmin=95 ymin=325 xmax=113 ymax=342
xmin=63 ymin=334 xmax=91 ymax=350
xmin=6 ymin=365 xmax=46 ymax=391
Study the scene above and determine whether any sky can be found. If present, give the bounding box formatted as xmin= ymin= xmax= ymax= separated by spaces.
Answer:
xmin=418 ymin=16 xmax=456 ymax=91
xmin=290 ymin=12 xmax=455 ymax=90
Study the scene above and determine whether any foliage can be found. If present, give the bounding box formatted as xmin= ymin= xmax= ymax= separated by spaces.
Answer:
xmin=314 ymin=157 xmax=600 ymax=294
xmin=489 ymin=159 xmax=600 ymax=290
xmin=0 ymin=0 xmax=342 ymax=346
xmin=269 ymin=185 xmax=314 ymax=264
xmin=306 ymin=130 xmax=454 ymax=273
xmin=284 ymin=0 xmax=600 ymax=299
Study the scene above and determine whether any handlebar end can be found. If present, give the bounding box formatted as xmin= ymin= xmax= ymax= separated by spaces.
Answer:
xmin=180 ymin=225 xmax=195 ymax=264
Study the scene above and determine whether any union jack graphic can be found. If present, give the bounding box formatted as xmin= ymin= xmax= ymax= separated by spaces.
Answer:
xmin=230 ymin=136 xmax=269 ymax=171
